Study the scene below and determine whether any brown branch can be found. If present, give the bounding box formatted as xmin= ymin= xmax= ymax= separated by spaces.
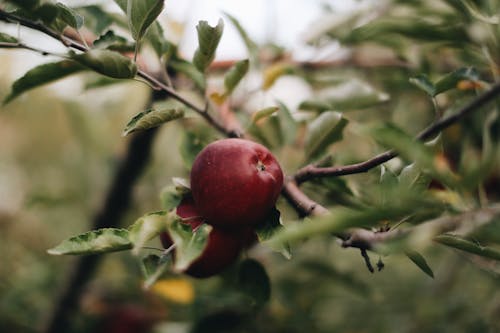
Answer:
xmin=281 ymin=180 xmax=329 ymax=217
xmin=294 ymin=81 xmax=500 ymax=184
xmin=42 ymin=125 xmax=160 ymax=333
xmin=339 ymin=203 xmax=500 ymax=251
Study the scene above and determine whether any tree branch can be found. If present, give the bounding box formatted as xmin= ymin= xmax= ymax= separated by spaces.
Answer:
xmin=0 ymin=9 xmax=233 ymax=137
xmin=294 ymin=81 xmax=500 ymax=184
xmin=281 ymin=180 xmax=330 ymax=217
xmin=340 ymin=203 xmax=500 ymax=251
xmin=42 ymin=126 xmax=159 ymax=333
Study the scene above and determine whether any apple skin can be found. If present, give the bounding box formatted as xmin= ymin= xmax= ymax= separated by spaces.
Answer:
xmin=161 ymin=196 xmax=251 ymax=278
xmin=190 ymin=138 xmax=284 ymax=230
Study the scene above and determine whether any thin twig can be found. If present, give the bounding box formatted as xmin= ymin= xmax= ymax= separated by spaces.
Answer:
xmin=0 ymin=41 xmax=52 ymax=55
xmin=294 ymin=81 xmax=500 ymax=184
xmin=0 ymin=9 xmax=231 ymax=136
xmin=360 ymin=248 xmax=375 ymax=273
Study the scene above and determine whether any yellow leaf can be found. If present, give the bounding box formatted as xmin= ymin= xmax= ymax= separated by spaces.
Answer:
xmin=457 ymin=80 xmax=482 ymax=91
xmin=262 ymin=63 xmax=294 ymax=90
xmin=151 ymin=278 xmax=195 ymax=304
xmin=209 ymin=91 xmax=227 ymax=105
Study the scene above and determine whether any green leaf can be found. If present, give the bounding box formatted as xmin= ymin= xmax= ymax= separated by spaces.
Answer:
xmin=247 ymin=103 xmax=296 ymax=149
xmin=276 ymin=101 xmax=298 ymax=146
xmin=247 ymin=113 xmax=285 ymax=149
xmin=84 ymin=76 xmax=124 ymax=90
xmin=146 ymin=21 xmax=173 ymax=58
xmin=141 ymin=254 xmax=161 ymax=278
xmin=123 ymin=108 xmax=184 ymax=136
xmin=223 ymin=11 xmax=258 ymax=61
xmin=167 ymin=218 xmax=211 ymax=272
xmin=303 ymin=9 xmax=368 ymax=44
xmin=251 ymin=106 xmax=279 ymax=124
xmin=56 ymin=2 xmax=84 ymax=29
xmin=0 ymin=32 xmax=18 ymax=43
xmin=160 ymin=187 xmax=183 ymax=211
xmin=71 ymin=49 xmax=137 ymax=79
xmin=368 ymin=124 xmax=438 ymax=177
xmin=435 ymin=234 xmax=500 ymax=261
xmin=434 ymin=67 xmax=479 ymax=96
xmin=33 ymin=3 xmax=59 ymax=25
xmin=237 ymin=259 xmax=271 ymax=308
xmin=193 ymin=19 xmax=224 ymax=72
xmin=160 ymin=178 xmax=190 ymax=211
xmin=114 ymin=0 xmax=165 ymax=42
xmin=224 ymin=59 xmax=249 ymax=95
xmin=399 ymin=163 xmax=432 ymax=192
xmin=142 ymin=254 xmax=172 ymax=289
xmin=5 ymin=0 xmax=39 ymax=10
xmin=77 ymin=5 xmax=114 ymax=35
xmin=3 ymin=60 xmax=84 ymax=105
xmin=179 ymin=129 xmax=211 ymax=168
xmin=255 ymin=207 xmax=291 ymax=259
xmin=268 ymin=205 xmax=411 ymax=247
xmin=342 ymin=18 xmax=468 ymax=45
xmin=47 ymin=228 xmax=132 ymax=255
xmin=129 ymin=211 xmax=168 ymax=255
xmin=369 ymin=124 xmax=457 ymax=189
xmin=305 ymin=111 xmax=348 ymax=160
xmin=377 ymin=166 xmax=399 ymax=206
xmin=461 ymin=0 xmax=500 ymax=24
xmin=409 ymin=74 xmax=436 ymax=96
xmin=299 ymin=79 xmax=389 ymax=112
xmin=462 ymin=110 xmax=499 ymax=188
xmin=93 ymin=30 xmax=135 ymax=52
xmin=170 ymin=59 xmax=206 ymax=91
xmin=405 ymin=250 xmax=434 ymax=278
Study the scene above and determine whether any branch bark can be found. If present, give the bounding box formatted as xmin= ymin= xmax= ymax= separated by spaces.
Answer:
xmin=294 ymin=81 xmax=500 ymax=184
xmin=42 ymin=98 xmax=162 ymax=333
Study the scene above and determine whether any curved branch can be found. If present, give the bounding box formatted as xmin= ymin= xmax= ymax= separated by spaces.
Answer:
xmin=295 ymin=81 xmax=500 ymax=184
xmin=281 ymin=180 xmax=329 ymax=217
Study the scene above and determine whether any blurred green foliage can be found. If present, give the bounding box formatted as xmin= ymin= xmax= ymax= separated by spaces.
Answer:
xmin=1 ymin=0 xmax=500 ymax=332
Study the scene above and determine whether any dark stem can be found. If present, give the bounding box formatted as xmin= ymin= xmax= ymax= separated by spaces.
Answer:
xmin=294 ymin=81 xmax=500 ymax=184
xmin=42 ymin=127 xmax=159 ymax=333
xmin=360 ymin=249 xmax=375 ymax=273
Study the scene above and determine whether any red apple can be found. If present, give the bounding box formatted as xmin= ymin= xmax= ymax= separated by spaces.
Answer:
xmin=161 ymin=196 xmax=250 ymax=278
xmin=190 ymin=138 xmax=284 ymax=229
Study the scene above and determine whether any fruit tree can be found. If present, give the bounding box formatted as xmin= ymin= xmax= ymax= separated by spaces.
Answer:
xmin=0 ymin=0 xmax=499 ymax=332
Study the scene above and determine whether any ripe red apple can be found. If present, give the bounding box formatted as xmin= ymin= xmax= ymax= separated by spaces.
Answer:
xmin=190 ymin=138 xmax=284 ymax=229
xmin=161 ymin=196 xmax=250 ymax=278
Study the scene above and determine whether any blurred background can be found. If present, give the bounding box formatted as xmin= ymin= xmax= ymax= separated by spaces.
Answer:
xmin=1 ymin=0 xmax=500 ymax=332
